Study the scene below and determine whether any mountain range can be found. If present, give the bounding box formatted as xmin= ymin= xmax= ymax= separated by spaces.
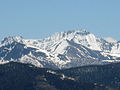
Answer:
xmin=0 ymin=30 xmax=120 ymax=69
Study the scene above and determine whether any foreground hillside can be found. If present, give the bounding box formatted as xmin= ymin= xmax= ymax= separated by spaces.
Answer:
xmin=59 ymin=62 xmax=120 ymax=89
xmin=0 ymin=62 xmax=102 ymax=90
xmin=0 ymin=62 xmax=118 ymax=90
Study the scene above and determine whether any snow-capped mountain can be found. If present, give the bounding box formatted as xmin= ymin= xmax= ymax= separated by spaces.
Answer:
xmin=0 ymin=30 xmax=120 ymax=69
xmin=24 ymin=30 xmax=113 ymax=52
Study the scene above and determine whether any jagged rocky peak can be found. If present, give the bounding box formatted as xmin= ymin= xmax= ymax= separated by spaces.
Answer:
xmin=44 ymin=30 xmax=91 ymax=41
xmin=65 ymin=30 xmax=90 ymax=35
xmin=0 ymin=36 xmax=24 ymax=45
xmin=41 ymin=30 xmax=114 ymax=52
xmin=55 ymin=29 xmax=90 ymax=37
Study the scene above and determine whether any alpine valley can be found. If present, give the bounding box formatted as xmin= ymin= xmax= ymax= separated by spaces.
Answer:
xmin=0 ymin=30 xmax=120 ymax=69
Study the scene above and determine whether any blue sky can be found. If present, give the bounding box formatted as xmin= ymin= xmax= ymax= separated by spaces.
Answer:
xmin=0 ymin=0 xmax=120 ymax=40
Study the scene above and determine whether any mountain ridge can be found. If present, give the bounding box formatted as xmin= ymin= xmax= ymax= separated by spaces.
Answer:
xmin=0 ymin=30 xmax=120 ymax=69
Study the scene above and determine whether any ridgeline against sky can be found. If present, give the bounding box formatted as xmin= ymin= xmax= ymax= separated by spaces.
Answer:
xmin=0 ymin=0 xmax=119 ymax=40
